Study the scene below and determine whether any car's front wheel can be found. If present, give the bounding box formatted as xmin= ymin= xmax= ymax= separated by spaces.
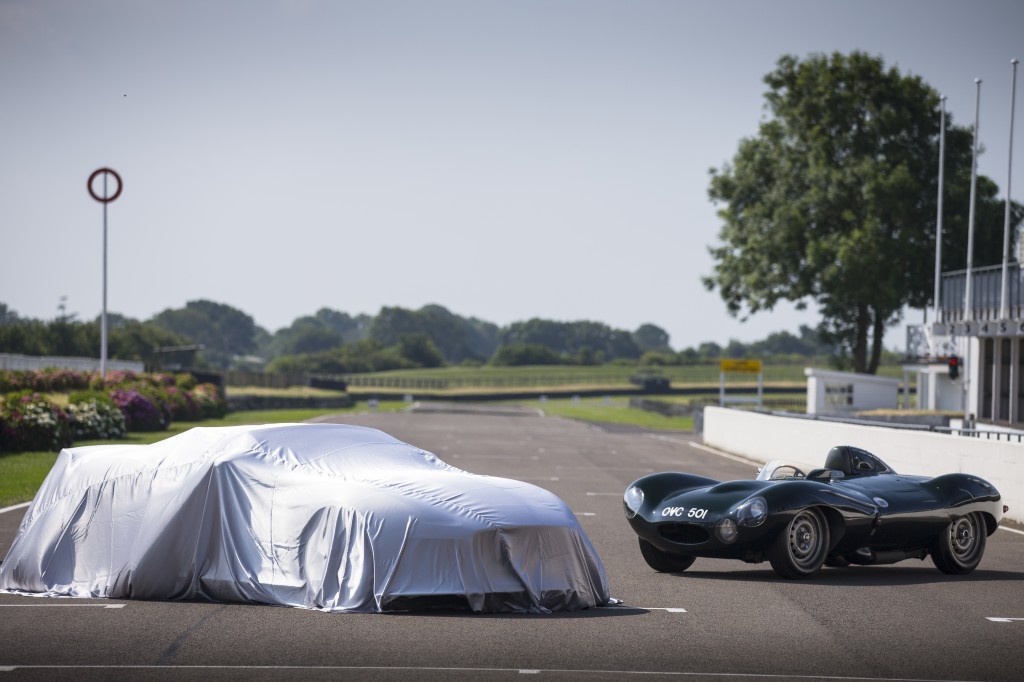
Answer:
xmin=931 ymin=512 xmax=987 ymax=575
xmin=768 ymin=508 xmax=829 ymax=579
xmin=638 ymin=538 xmax=696 ymax=572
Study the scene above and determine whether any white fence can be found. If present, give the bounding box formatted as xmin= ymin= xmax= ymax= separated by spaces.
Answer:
xmin=702 ymin=406 xmax=1024 ymax=524
xmin=0 ymin=353 xmax=144 ymax=373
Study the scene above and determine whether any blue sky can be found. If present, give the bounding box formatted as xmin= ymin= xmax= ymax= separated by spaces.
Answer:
xmin=2 ymin=0 xmax=1023 ymax=351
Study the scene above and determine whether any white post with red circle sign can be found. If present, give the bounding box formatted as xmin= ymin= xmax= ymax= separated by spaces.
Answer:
xmin=87 ymin=168 xmax=123 ymax=379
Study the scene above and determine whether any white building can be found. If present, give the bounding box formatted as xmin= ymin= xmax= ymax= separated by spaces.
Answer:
xmin=906 ymin=262 xmax=1024 ymax=426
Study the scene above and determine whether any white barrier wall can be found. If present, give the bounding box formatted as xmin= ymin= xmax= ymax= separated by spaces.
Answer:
xmin=702 ymin=406 xmax=1023 ymax=524
xmin=0 ymin=353 xmax=144 ymax=373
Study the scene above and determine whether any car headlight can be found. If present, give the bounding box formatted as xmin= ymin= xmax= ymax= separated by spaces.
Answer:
xmin=716 ymin=517 xmax=738 ymax=543
xmin=623 ymin=486 xmax=644 ymax=518
xmin=734 ymin=496 xmax=768 ymax=527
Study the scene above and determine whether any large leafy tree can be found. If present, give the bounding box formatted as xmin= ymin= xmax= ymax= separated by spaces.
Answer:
xmin=150 ymin=300 xmax=258 ymax=369
xmin=370 ymin=304 xmax=498 ymax=364
xmin=705 ymin=51 xmax=1022 ymax=373
xmin=499 ymin=318 xmax=642 ymax=361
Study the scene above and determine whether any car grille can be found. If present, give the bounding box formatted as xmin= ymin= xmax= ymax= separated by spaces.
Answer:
xmin=659 ymin=523 xmax=710 ymax=545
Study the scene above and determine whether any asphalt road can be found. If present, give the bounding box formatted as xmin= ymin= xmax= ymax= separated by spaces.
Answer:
xmin=1 ymin=406 xmax=1023 ymax=681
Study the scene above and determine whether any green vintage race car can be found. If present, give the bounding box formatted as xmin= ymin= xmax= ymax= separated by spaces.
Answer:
xmin=623 ymin=445 xmax=1007 ymax=579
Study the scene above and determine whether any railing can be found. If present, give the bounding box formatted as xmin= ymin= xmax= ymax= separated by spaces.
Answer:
xmin=759 ymin=408 xmax=1024 ymax=443
xmin=0 ymin=353 xmax=144 ymax=373
xmin=940 ymin=263 xmax=1024 ymax=323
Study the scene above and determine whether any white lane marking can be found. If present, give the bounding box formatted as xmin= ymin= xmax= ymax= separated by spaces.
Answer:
xmin=575 ymin=512 xmax=597 ymax=517
xmin=0 ymin=603 xmax=125 ymax=609
xmin=987 ymin=616 xmax=1024 ymax=622
xmin=999 ymin=525 xmax=1024 ymax=536
xmin=0 ymin=666 xmax=964 ymax=680
xmin=0 ymin=502 xmax=31 ymax=515
xmin=586 ymin=492 xmax=621 ymax=496
xmin=614 ymin=605 xmax=687 ymax=613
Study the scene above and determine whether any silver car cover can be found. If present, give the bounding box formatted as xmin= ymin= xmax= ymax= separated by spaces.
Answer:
xmin=0 ymin=423 xmax=611 ymax=613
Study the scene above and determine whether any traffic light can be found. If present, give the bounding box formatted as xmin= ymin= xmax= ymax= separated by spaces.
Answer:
xmin=948 ymin=355 xmax=960 ymax=380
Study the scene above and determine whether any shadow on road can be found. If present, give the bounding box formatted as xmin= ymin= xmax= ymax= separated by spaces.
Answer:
xmin=656 ymin=564 xmax=1024 ymax=586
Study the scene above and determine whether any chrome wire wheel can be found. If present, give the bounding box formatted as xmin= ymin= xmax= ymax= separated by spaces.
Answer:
xmin=769 ymin=508 xmax=829 ymax=579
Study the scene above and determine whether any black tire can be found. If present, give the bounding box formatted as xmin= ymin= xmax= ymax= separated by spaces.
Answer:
xmin=931 ymin=512 xmax=987 ymax=575
xmin=768 ymin=508 xmax=829 ymax=579
xmin=638 ymin=538 xmax=696 ymax=573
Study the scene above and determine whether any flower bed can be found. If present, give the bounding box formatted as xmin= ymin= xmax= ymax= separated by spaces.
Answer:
xmin=0 ymin=370 xmax=228 ymax=453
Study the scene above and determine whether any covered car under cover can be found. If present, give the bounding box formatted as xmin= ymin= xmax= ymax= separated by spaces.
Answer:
xmin=0 ymin=423 xmax=611 ymax=613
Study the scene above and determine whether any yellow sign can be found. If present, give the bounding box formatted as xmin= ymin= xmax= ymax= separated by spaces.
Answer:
xmin=720 ymin=359 xmax=762 ymax=373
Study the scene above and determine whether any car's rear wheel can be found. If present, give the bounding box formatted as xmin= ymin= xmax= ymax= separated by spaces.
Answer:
xmin=931 ymin=512 xmax=987 ymax=575
xmin=768 ymin=508 xmax=829 ymax=579
xmin=638 ymin=538 xmax=696 ymax=572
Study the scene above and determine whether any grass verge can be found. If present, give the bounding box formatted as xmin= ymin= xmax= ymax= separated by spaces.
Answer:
xmin=523 ymin=397 xmax=694 ymax=431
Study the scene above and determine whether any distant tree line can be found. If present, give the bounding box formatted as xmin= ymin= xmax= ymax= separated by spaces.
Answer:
xmin=1 ymin=299 xmax=856 ymax=373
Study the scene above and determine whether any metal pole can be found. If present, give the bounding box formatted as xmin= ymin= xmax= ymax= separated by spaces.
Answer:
xmin=1000 ymin=60 xmax=1019 ymax=320
xmin=964 ymin=79 xmax=982 ymax=425
xmin=965 ymin=79 xmax=982 ymax=322
xmin=101 ymin=174 xmax=108 ymax=379
xmin=933 ymin=96 xmax=947 ymax=324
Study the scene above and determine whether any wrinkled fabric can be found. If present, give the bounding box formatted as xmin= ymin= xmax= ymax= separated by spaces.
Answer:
xmin=0 ymin=423 xmax=611 ymax=613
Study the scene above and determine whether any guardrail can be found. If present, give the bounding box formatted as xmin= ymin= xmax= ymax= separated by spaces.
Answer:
xmin=757 ymin=408 xmax=1024 ymax=443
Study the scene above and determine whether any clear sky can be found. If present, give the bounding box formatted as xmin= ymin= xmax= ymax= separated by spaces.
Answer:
xmin=2 ymin=0 xmax=1023 ymax=351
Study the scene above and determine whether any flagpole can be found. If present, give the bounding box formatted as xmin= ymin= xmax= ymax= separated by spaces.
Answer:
xmin=963 ymin=78 xmax=981 ymax=426
xmin=1000 ymin=60 xmax=1019 ymax=320
xmin=934 ymin=95 xmax=947 ymax=325
xmin=965 ymin=79 xmax=982 ymax=322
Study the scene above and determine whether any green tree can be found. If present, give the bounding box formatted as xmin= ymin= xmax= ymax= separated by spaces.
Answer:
xmin=270 ymin=316 xmax=343 ymax=357
xmin=150 ymin=300 xmax=258 ymax=369
xmin=499 ymin=319 xmax=641 ymax=360
xmin=108 ymin=319 xmax=191 ymax=365
xmin=0 ymin=303 xmax=20 ymax=325
xmin=632 ymin=324 xmax=672 ymax=353
xmin=705 ymin=51 xmax=1023 ymax=373
xmin=397 ymin=333 xmax=445 ymax=368
xmin=313 ymin=308 xmax=371 ymax=343
xmin=370 ymin=304 xmax=498 ymax=364
xmin=489 ymin=343 xmax=564 ymax=366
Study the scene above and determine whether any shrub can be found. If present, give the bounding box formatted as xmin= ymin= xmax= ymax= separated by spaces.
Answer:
xmin=109 ymin=388 xmax=166 ymax=432
xmin=33 ymin=368 xmax=91 ymax=392
xmin=0 ymin=391 xmax=73 ymax=453
xmin=191 ymin=383 xmax=228 ymax=419
xmin=164 ymin=385 xmax=201 ymax=422
xmin=90 ymin=369 xmax=140 ymax=391
xmin=65 ymin=399 xmax=127 ymax=440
